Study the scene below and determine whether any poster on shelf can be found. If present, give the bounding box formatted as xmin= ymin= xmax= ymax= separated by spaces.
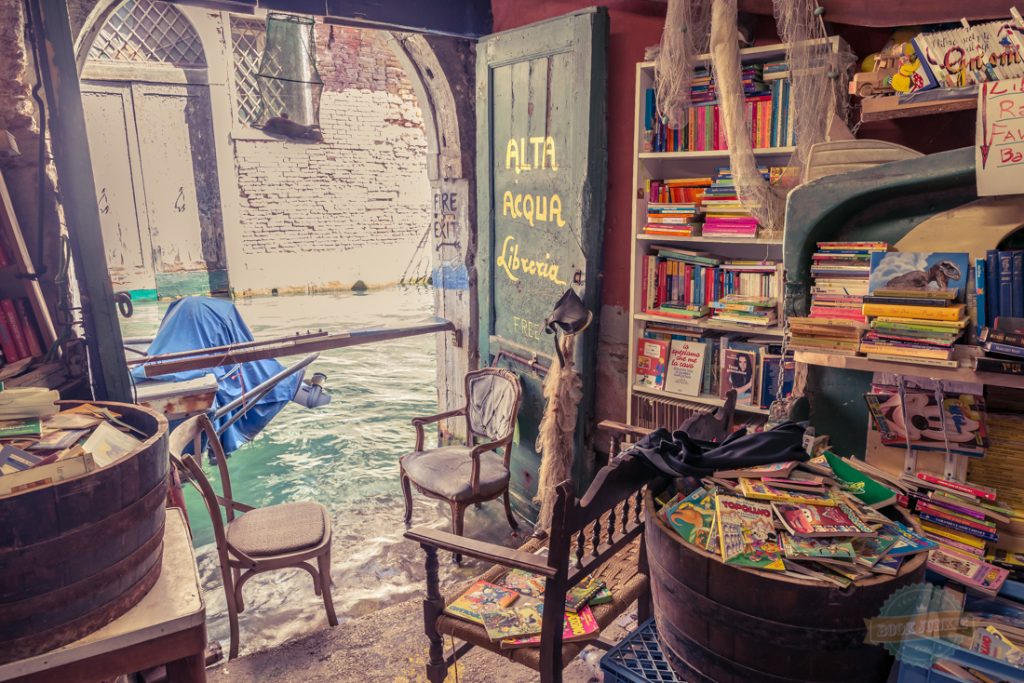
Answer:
xmin=664 ymin=339 xmax=706 ymax=396
xmin=976 ymin=79 xmax=1024 ymax=197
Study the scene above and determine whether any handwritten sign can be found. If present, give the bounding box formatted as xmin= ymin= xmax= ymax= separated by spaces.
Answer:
xmin=431 ymin=181 xmax=469 ymax=290
xmin=977 ymin=78 xmax=1024 ymax=196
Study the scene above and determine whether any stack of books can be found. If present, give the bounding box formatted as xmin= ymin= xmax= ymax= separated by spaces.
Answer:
xmin=656 ymin=451 xmax=938 ymax=586
xmin=787 ymin=241 xmax=888 ymax=355
xmin=700 ymin=167 xmax=762 ymax=238
xmin=975 ymin=317 xmax=1024 ymax=375
xmin=859 ymin=251 xmax=971 ymax=369
xmin=689 ymin=64 xmax=768 ymax=104
xmin=643 ymin=177 xmax=710 ymax=237
xmin=977 ymin=249 xmax=1024 ymax=334
xmin=710 ymin=294 xmax=777 ymax=327
xmin=0 ymin=297 xmax=46 ymax=367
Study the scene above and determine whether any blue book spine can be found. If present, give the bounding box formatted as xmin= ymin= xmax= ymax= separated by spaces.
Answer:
xmin=918 ymin=513 xmax=998 ymax=541
xmin=999 ymin=251 xmax=1014 ymax=320
xmin=975 ymin=257 xmax=987 ymax=339
xmin=644 ymin=88 xmax=656 ymax=132
xmin=1014 ymin=251 xmax=1024 ymax=318
xmin=987 ymin=249 xmax=999 ymax=327
xmin=984 ymin=340 xmax=1024 ymax=358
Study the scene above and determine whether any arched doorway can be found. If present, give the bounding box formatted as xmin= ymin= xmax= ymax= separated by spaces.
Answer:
xmin=80 ymin=0 xmax=227 ymax=300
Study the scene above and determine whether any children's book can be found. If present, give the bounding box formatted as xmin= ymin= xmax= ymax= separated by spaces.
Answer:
xmin=499 ymin=569 xmax=545 ymax=599
xmin=823 ymin=451 xmax=898 ymax=509
xmin=636 ymin=339 xmax=669 ymax=389
xmin=969 ymin=625 xmax=1024 ymax=666
xmin=779 ymin=533 xmax=856 ymax=561
xmin=927 ymin=547 xmax=1009 ymax=596
xmin=444 ymin=580 xmax=519 ymax=625
xmin=588 ymin=586 xmax=613 ymax=606
xmin=664 ymin=486 xmax=717 ymax=551
xmin=499 ymin=604 xmax=599 ymax=649
xmin=873 ymin=554 xmax=904 ymax=575
xmin=852 ymin=534 xmax=899 ymax=568
xmin=715 ymin=495 xmax=785 ymax=571
xmin=481 ymin=600 xmax=544 ymax=641
xmin=772 ymin=502 xmax=875 ymax=538
xmin=867 ymin=251 xmax=971 ymax=298
xmin=565 ymin=577 xmax=604 ymax=612
xmin=663 ymin=339 xmax=706 ymax=396
xmin=716 ymin=461 xmax=799 ymax=479
xmin=738 ymin=478 xmax=839 ymax=507
xmin=864 ymin=390 xmax=988 ymax=457
xmin=881 ymin=521 xmax=938 ymax=557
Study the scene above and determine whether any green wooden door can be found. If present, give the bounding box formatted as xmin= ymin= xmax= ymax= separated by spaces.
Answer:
xmin=476 ymin=7 xmax=608 ymax=520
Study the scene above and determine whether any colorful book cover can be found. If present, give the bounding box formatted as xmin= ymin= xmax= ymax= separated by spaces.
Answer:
xmin=500 ymin=604 xmax=599 ymax=649
xmin=864 ymin=390 xmax=988 ymax=457
xmin=779 ymin=533 xmax=856 ymax=561
xmin=499 ymin=569 xmax=545 ymax=599
xmin=772 ymin=502 xmax=875 ymax=538
xmin=665 ymin=486 xmax=718 ymax=551
xmin=720 ymin=347 xmax=758 ymax=405
xmin=975 ymin=257 xmax=987 ymax=337
xmin=927 ymin=547 xmax=1009 ymax=596
xmin=588 ymin=586 xmax=613 ymax=606
xmin=716 ymin=461 xmax=798 ymax=479
xmin=738 ymin=478 xmax=839 ymax=507
xmin=823 ymin=451 xmax=897 ymax=509
xmin=867 ymin=252 xmax=970 ymax=298
xmin=873 ymin=554 xmax=904 ymax=575
xmin=715 ymin=495 xmax=785 ymax=571
xmin=565 ymin=576 xmax=604 ymax=612
xmin=480 ymin=600 xmax=544 ymax=641
xmin=636 ymin=338 xmax=669 ymax=389
xmin=882 ymin=521 xmax=939 ymax=557
xmin=444 ymin=580 xmax=520 ymax=625
xmin=852 ymin=534 xmax=899 ymax=568
xmin=970 ymin=626 xmax=1024 ymax=666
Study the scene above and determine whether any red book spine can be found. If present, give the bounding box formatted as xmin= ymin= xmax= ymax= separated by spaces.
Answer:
xmin=641 ymin=255 xmax=650 ymax=311
xmin=14 ymin=299 xmax=42 ymax=357
xmin=1 ymin=299 xmax=28 ymax=360
xmin=657 ymin=262 xmax=667 ymax=308
xmin=713 ymin=106 xmax=720 ymax=150
xmin=0 ymin=317 xmax=19 ymax=362
xmin=916 ymin=472 xmax=997 ymax=501
xmin=917 ymin=502 xmax=995 ymax=533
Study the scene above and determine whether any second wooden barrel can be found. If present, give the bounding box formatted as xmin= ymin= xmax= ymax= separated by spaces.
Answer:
xmin=644 ymin=488 xmax=927 ymax=683
xmin=0 ymin=401 xmax=169 ymax=664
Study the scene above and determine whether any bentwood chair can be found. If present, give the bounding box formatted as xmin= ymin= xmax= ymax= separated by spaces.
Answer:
xmin=168 ymin=415 xmax=338 ymax=659
xmin=400 ymin=367 xmax=523 ymax=554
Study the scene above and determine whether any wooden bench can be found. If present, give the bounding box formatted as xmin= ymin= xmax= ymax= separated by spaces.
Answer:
xmin=404 ymin=452 xmax=658 ymax=683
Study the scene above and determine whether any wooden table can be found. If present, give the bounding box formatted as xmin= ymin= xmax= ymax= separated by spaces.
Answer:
xmin=0 ymin=508 xmax=207 ymax=683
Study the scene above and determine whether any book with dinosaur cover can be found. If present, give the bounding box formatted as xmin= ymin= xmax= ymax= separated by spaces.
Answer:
xmin=444 ymin=580 xmax=519 ymax=625
xmin=715 ymin=495 xmax=785 ymax=571
xmin=773 ymin=502 xmax=875 ymax=538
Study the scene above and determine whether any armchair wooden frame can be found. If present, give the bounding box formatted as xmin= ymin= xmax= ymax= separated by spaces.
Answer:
xmin=405 ymin=452 xmax=659 ymax=683
xmin=168 ymin=415 xmax=338 ymax=660
xmin=401 ymin=367 xmax=523 ymax=542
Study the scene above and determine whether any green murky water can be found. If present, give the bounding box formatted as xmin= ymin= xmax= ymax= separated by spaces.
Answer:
xmin=121 ymin=288 xmax=525 ymax=656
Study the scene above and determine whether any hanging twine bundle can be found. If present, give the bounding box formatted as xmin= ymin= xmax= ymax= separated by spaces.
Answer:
xmin=534 ymin=334 xmax=582 ymax=531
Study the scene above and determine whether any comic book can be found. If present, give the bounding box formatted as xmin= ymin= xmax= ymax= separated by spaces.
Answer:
xmin=779 ymin=533 xmax=856 ymax=562
xmin=772 ymin=502 xmax=876 ymax=538
xmin=864 ymin=390 xmax=989 ymax=457
xmin=499 ymin=604 xmax=600 ymax=649
xmin=882 ymin=521 xmax=939 ymax=556
xmin=499 ymin=569 xmax=546 ymax=599
xmin=444 ymin=580 xmax=520 ymax=625
xmin=738 ymin=478 xmax=840 ymax=507
xmin=715 ymin=495 xmax=785 ymax=571
xmin=665 ymin=486 xmax=717 ymax=551
xmin=852 ymin=534 xmax=899 ymax=568
xmin=480 ymin=600 xmax=544 ymax=641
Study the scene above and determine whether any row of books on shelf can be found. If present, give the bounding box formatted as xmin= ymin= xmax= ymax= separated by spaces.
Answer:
xmin=635 ymin=327 xmax=793 ymax=409
xmin=630 ymin=392 xmax=768 ymax=432
xmin=642 ymin=64 xmax=794 ymax=152
xmin=0 ymin=391 xmax=145 ymax=497
xmin=0 ymin=297 xmax=45 ymax=365
xmin=978 ymin=249 xmax=1024 ymax=331
xmin=644 ymin=168 xmax=778 ymax=239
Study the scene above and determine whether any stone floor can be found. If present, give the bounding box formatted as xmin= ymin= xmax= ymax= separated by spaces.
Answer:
xmin=206 ymin=597 xmax=640 ymax=683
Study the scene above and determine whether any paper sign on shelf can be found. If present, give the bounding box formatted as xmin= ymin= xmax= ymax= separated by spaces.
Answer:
xmin=976 ymin=78 xmax=1024 ymax=196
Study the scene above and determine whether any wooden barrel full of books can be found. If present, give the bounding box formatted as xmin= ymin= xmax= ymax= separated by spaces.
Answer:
xmin=644 ymin=488 xmax=928 ymax=683
xmin=0 ymin=401 xmax=169 ymax=664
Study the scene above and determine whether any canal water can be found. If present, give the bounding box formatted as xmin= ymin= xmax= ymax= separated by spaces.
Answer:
xmin=121 ymin=288 xmax=526 ymax=656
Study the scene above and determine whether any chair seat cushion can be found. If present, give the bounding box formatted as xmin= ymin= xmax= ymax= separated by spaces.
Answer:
xmin=226 ymin=500 xmax=328 ymax=557
xmin=401 ymin=446 xmax=509 ymax=501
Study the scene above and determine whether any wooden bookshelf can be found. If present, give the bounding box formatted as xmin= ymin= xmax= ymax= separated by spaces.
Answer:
xmin=626 ymin=39 xmax=845 ymax=426
xmin=632 ymin=383 xmax=771 ymax=416
xmin=792 ymin=350 xmax=1024 ymax=390
xmin=859 ymin=94 xmax=975 ymax=122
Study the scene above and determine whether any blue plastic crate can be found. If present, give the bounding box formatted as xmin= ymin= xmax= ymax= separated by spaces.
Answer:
xmin=600 ymin=618 xmax=682 ymax=683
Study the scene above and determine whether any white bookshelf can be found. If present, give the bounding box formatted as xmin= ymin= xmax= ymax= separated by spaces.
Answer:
xmin=625 ymin=40 xmax=843 ymax=424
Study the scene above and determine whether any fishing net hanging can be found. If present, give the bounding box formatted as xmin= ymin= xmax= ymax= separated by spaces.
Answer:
xmin=656 ymin=0 xmax=855 ymax=236
xmin=256 ymin=14 xmax=324 ymax=133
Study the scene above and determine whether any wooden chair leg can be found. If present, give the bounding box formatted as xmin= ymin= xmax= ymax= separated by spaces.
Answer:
xmin=226 ymin=585 xmax=241 ymax=660
xmin=503 ymin=488 xmax=519 ymax=531
xmin=401 ymin=470 xmax=414 ymax=526
xmin=317 ymin=549 xmax=339 ymax=627
xmin=450 ymin=500 xmax=465 ymax=564
xmin=421 ymin=544 xmax=449 ymax=683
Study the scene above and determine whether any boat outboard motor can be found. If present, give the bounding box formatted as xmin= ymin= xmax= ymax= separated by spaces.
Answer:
xmin=293 ymin=371 xmax=331 ymax=408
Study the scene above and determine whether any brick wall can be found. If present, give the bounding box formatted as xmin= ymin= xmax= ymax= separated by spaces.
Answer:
xmin=233 ymin=24 xmax=431 ymax=291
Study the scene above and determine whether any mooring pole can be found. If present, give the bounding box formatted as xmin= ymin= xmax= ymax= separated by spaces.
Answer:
xmin=25 ymin=0 xmax=132 ymax=402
